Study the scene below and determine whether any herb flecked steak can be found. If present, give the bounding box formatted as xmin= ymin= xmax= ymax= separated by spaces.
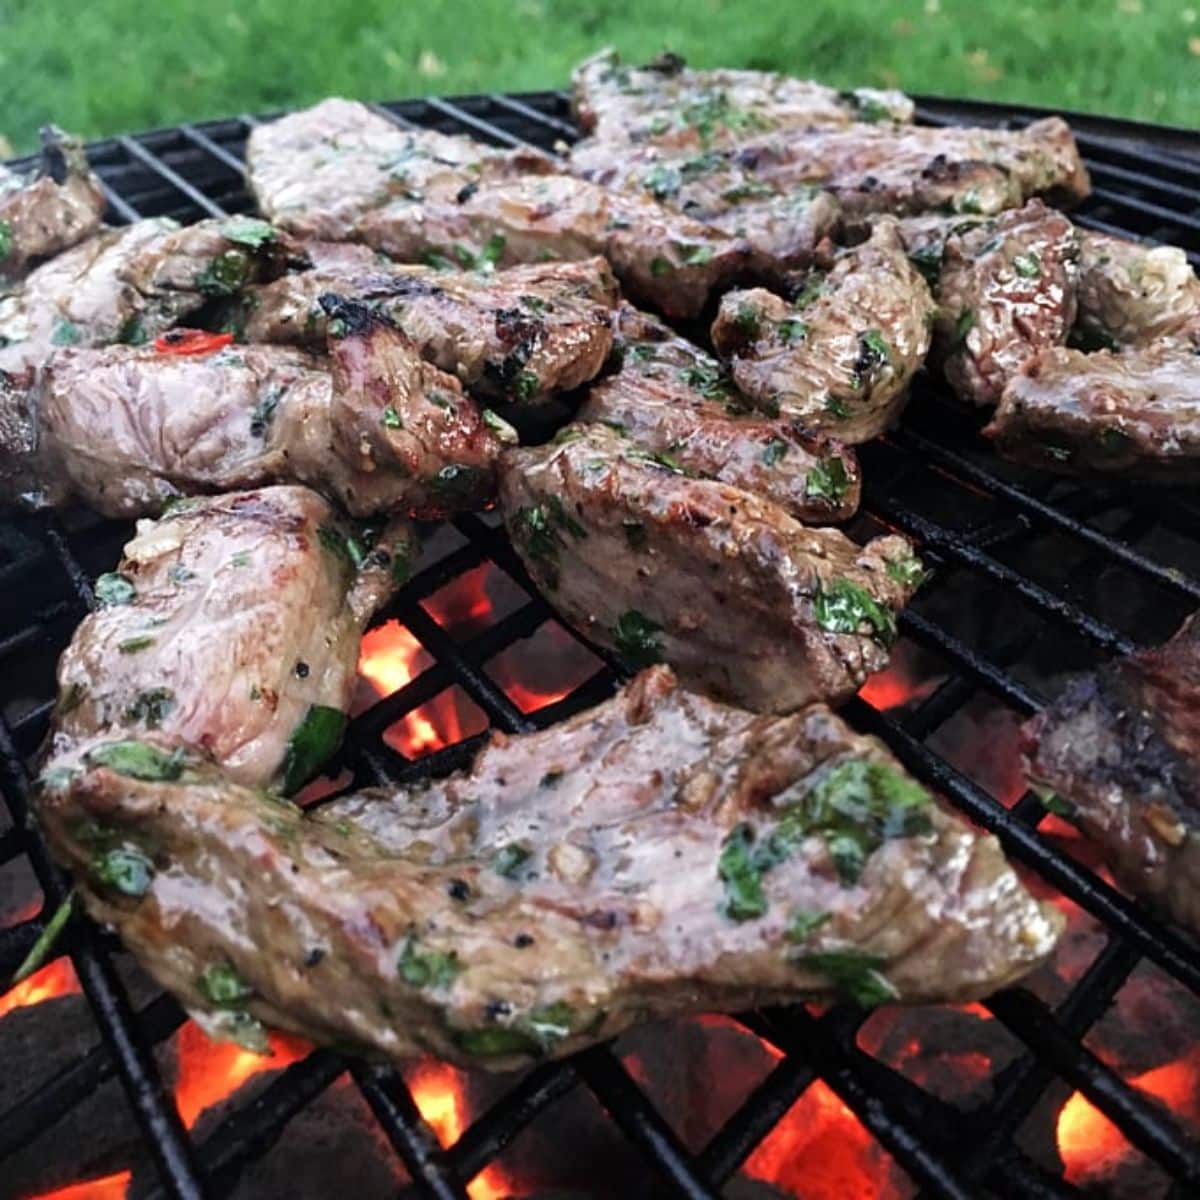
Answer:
xmin=38 ymin=667 xmax=1061 ymax=1068
xmin=1023 ymin=615 xmax=1200 ymax=935
xmin=242 ymin=253 xmax=619 ymax=406
xmin=578 ymin=304 xmax=862 ymax=523
xmin=0 ymin=126 xmax=106 ymax=281
xmin=571 ymin=47 xmax=914 ymax=151
xmin=2 ymin=298 xmax=504 ymax=518
xmin=500 ymin=423 xmax=922 ymax=711
xmin=43 ymin=485 xmax=413 ymax=791
xmin=711 ymin=221 xmax=934 ymax=443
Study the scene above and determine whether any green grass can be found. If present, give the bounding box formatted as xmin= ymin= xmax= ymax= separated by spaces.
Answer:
xmin=1 ymin=0 xmax=1196 ymax=154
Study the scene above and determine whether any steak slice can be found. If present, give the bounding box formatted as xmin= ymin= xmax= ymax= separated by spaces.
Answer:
xmin=0 ymin=127 xmax=106 ymax=280
xmin=45 ymin=485 xmax=412 ymax=790
xmin=245 ymin=98 xmax=554 ymax=241
xmin=5 ymin=300 xmax=503 ymax=518
xmin=500 ymin=424 xmax=923 ymax=711
xmin=711 ymin=221 xmax=934 ymax=443
xmin=38 ymin=666 xmax=1061 ymax=1067
xmin=569 ymin=139 xmax=842 ymax=274
xmin=578 ymin=304 xmax=861 ymax=523
xmin=1075 ymin=231 xmax=1200 ymax=349
xmin=1023 ymin=615 xmax=1200 ymax=935
xmin=931 ymin=201 xmax=1080 ymax=407
xmin=243 ymin=255 xmax=619 ymax=405
xmin=984 ymin=339 xmax=1200 ymax=481
xmin=728 ymin=117 xmax=1090 ymax=219
xmin=572 ymin=48 xmax=913 ymax=150
xmin=0 ymin=215 xmax=289 ymax=373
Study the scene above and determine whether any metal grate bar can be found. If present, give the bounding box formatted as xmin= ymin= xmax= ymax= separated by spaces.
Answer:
xmin=421 ymin=96 xmax=529 ymax=148
xmin=117 ymin=135 xmax=228 ymax=218
xmin=178 ymin=123 xmax=247 ymax=175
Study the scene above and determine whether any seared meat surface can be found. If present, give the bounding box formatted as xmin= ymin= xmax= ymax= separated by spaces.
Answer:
xmin=0 ymin=215 xmax=288 ymax=373
xmin=0 ymin=127 xmax=106 ymax=280
xmin=45 ymin=485 xmax=412 ymax=790
xmin=728 ymin=118 xmax=1090 ymax=219
xmin=243 ymin=255 xmax=618 ymax=404
xmin=579 ymin=305 xmax=861 ymax=522
xmin=246 ymin=100 xmax=749 ymax=319
xmin=39 ymin=667 xmax=1060 ymax=1066
xmin=1023 ymin=615 xmax=1200 ymax=935
xmin=500 ymin=424 xmax=922 ymax=711
xmin=3 ymin=301 xmax=503 ymax=517
xmin=984 ymin=339 xmax=1200 ymax=481
xmin=711 ymin=221 xmax=934 ymax=443
xmin=569 ymin=140 xmax=842 ymax=274
xmin=572 ymin=48 xmax=913 ymax=150
xmin=931 ymin=201 xmax=1079 ymax=407
xmin=1075 ymin=231 xmax=1200 ymax=349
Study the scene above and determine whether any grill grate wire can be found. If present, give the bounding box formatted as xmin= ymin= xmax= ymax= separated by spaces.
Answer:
xmin=0 ymin=90 xmax=1198 ymax=1199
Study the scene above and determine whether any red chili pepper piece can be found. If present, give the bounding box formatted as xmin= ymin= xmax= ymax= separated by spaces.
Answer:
xmin=153 ymin=330 xmax=235 ymax=356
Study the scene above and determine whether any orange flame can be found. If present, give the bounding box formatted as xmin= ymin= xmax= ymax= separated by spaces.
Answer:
xmin=0 ymin=958 xmax=81 ymax=1019
xmin=359 ymin=619 xmax=431 ymax=698
xmin=1057 ymin=1049 xmax=1200 ymax=1184
xmin=744 ymin=1077 xmax=899 ymax=1199
xmin=22 ymin=1171 xmax=132 ymax=1200
xmin=407 ymin=1061 xmax=512 ymax=1200
xmin=858 ymin=658 xmax=937 ymax=712
xmin=173 ymin=1020 xmax=311 ymax=1129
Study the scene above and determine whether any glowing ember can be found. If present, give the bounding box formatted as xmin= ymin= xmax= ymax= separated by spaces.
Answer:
xmin=359 ymin=620 xmax=432 ymax=698
xmin=407 ymin=1061 xmax=511 ymax=1200
xmin=0 ymin=958 xmax=80 ymax=1019
xmin=173 ymin=1020 xmax=310 ymax=1129
xmin=23 ymin=1171 xmax=132 ymax=1200
xmin=744 ymin=1077 xmax=900 ymax=1199
xmin=859 ymin=664 xmax=936 ymax=712
xmin=1057 ymin=1049 xmax=1200 ymax=1185
xmin=488 ymin=621 xmax=602 ymax=716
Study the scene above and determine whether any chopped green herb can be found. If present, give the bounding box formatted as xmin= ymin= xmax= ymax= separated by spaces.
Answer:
xmin=813 ymin=578 xmax=896 ymax=647
xmin=641 ymin=163 xmax=681 ymax=200
xmin=51 ymin=319 xmax=80 ymax=346
xmin=118 ymin=313 xmax=148 ymax=345
xmin=196 ymin=248 xmax=252 ymax=296
xmin=956 ymin=189 xmax=984 ymax=215
xmin=680 ymin=361 xmax=730 ymax=400
xmin=825 ymin=395 xmax=850 ymax=419
xmin=511 ymin=371 xmax=540 ymax=403
xmin=454 ymin=1025 xmax=541 ymax=1057
xmin=951 ymin=308 xmax=976 ymax=350
xmin=1013 ymin=251 xmax=1041 ymax=278
xmin=230 ymin=551 xmax=250 ymax=568
xmin=168 ymin=564 xmax=195 ymax=584
xmin=791 ymin=275 xmax=827 ymax=309
xmin=787 ymin=909 xmax=832 ymax=943
xmin=493 ymin=842 xmax=533 ymax=878
xmin=398 ymin=933 xmax=460 ymax=990
xmin=682 ymin=243 xmax=714 ymax=266
xmin=762 ymin=437 xmax=789 ymax=466
xmin=118 ymin=636 xmax=155 ymax=654
xmin=92 ymin=847 xmax=154 ymax=897
xmin=649 ymin=256 xmax=673 ymax=277
xmin=1040 ymin=792 xmax=1076 ymax=818
xmin=215 ymin=1010 xmax=270 ymax=1053
xmin=482 ymin=408 xmax=519 ymax=444
xmin=219 ymin=216 xmax=276 ymax=248
xmin=805 ymin=457 xmax=851 ymax=505
xmin=907 ymin=245 xmax=943 ymax=288
xmin=249 ymin=388 xmax=281 ymax=437
xmin=84 ymin=740 xmax=186 ymax=782
xmin=123 ymin=687 xmax=175 ymax=729
xmin=613 ymin=609 xmax=663 ymax=668
xmin=94 ymin=572 xmax=136 ymax=607
xmin=796 ymin=949 xmax=898 ymax=1007
xmin=778 ymin=318 xmax=808 ymax=343
xmin=735 ymin=302 xmax=760 ymax=337
xmin=525 ymin=1001 xmax=574 ymax=1045
xmin=885 ymin=556 xmax=928 ymax=589
xmin=37 ymin=766 xmax=79 ymax=793
xmin=627 ymin=447 xmax=688 ymax=474
xmin=1044 ymin=444 xmax=1073 ymax=463
xmin=421 ymin=249 xmax=457 ymax=271
xmin=0 ymin=219 xmax=11 ymax=262
xmin=197 ymin=962 xmax=253 ymax=1008
xmin=520 ymin=293 xmax=549 ymax=313
xmin=381 ymin=405 xmax=402 ymax=429
xmin=12 ymin=891 xmax=75 ymax=983
xmin=452 ymin=234 xmax=507 ymax=273
xmin=718 ymin=824 xmax=770 ymax=919
xmin=282 ymin=705 xmax=348 ymax=795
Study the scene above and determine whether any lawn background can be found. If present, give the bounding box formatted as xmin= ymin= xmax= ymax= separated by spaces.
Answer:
xmin=0 ymin=0 xmax=1196 ymax=153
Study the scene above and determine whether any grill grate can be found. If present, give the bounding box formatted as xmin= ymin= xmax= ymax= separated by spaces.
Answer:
xmin=2 ymin=90 xmax=1200 ymax=1200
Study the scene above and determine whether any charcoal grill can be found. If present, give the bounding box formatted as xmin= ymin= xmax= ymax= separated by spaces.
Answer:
xmin=2 ymin=89 xmax=1200 ymax=1200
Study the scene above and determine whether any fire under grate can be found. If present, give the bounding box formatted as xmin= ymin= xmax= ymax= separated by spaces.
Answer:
xmin=1 ymin=90 xmax=1199 ymax=1200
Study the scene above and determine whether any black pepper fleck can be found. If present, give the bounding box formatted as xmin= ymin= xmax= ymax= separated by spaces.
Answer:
xmin=514 ymin=933 xmax=534 ymax=948
xmin=304 ymin=947 xmax=325 ymax=967
xmin=295 ymin=661 xmax=310 ymax=678
xmin=484 ymin=999 xmax=512 ymax=1020
xmin=447 ymin=878 xmax=470 ymax=901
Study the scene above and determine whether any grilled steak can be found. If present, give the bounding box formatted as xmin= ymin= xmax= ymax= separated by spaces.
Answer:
xmin=3 ymin=300 xmax=503 ymax=518
xmin=727 ymin=118 xmax=1090 ymax=219
xmin=578 ymin=305 xmax=861 ymax=522
xmin=44 ymin=485 xmax=412 ymax=790
xmin=246 ymin=99 xmax=750 ymax=319
xmin=243 ymin=255 xmax=618 ymax=404
xmin=1023 ymin=615 xmax=1200 ymax=935
xmin=0 ymin=127 xmax=106 ymax=280
xmin=984 ymin=339 xmax=1200 ymax=481
xmin=1075 ymin=231 xmax=1200 ymax=349
xmin=0 ymin=215 xmax=288 ymax=373
xmin=931 ymin=201 xmax=1079 ymax=407
xmin=569 ymin=139 xmax=842 ymax=273
xmin=711 ymin=221 xmax=934 ymax=443
xmin=245 ymin=98 xmax=554 ymax=242
xmin=500 ymin=424 xmax=922 ymax=711
xmin=38 ymin=666 xmax=1061 ymax=1067
xmin=572 ymin=48 xmax=913 ymax=150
